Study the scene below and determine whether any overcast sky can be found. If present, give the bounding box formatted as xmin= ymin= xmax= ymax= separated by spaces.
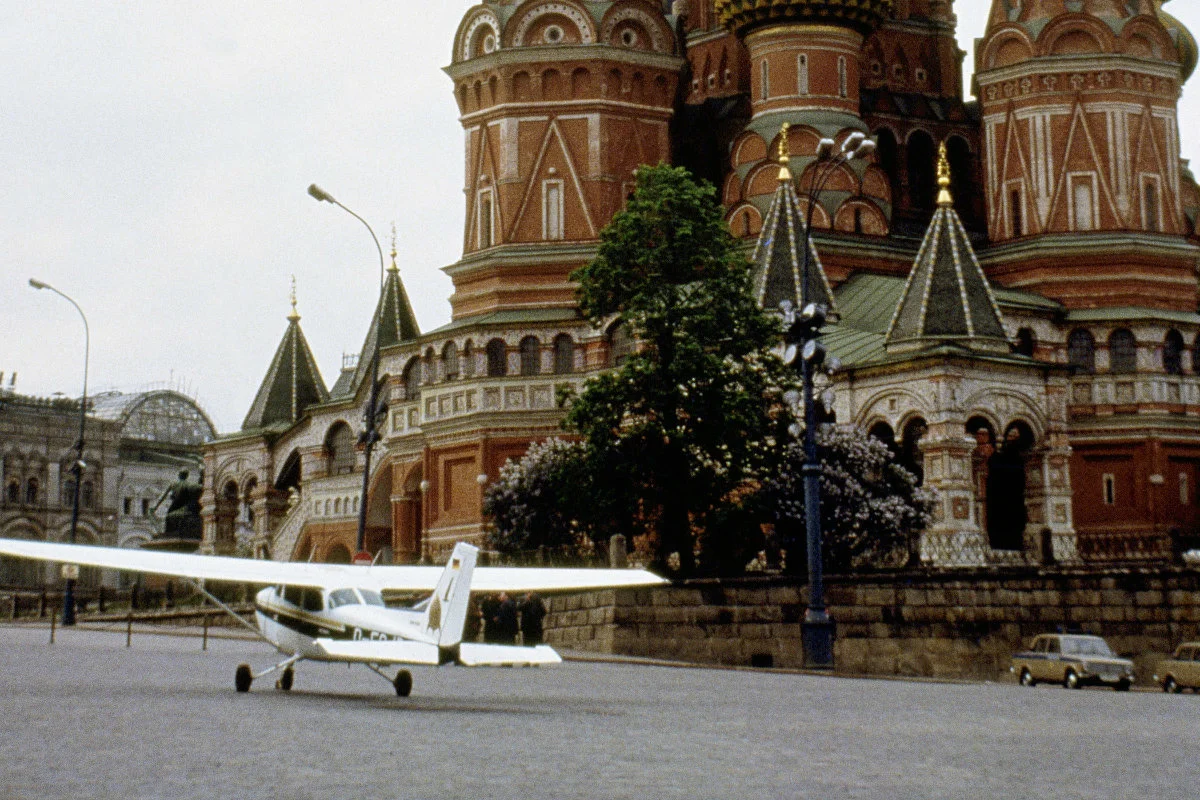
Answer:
xmin=4 ymin=2 xmax=1199 ymax=434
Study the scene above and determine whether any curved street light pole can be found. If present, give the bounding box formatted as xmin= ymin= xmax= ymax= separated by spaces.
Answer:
xmin=28 ymin=278 xmax=89 ymax=626
xmin=794 ymin=133 xmax=875 ymax=668
xmin=308 ymin=184 xmax=386 ymax=556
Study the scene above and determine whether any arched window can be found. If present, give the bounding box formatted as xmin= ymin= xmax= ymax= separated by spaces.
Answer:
xmin=25 ymin=478 xmax=38 ymax=505
xmin=326 ymin=422 xmax=355 ymax=475
xmin=906 ymin=131 xmax=937 ymax=215
xmin=61 ymin=478 xmax=76 ymax=508
xmin=900 ymin=417 xmax=927 ymax=486
xmin=442 ymin=341 xmax=459 ymax=380
xmin=987 ymin=421 xmax=1033 ymax=551
xmin=486 ymin=338 xmax=507 ymax=377
xmin=553 ymin=334 xmax=575 ymax=374
xmin=463 ymin=341 xmax=476 ymax=378
xmin=423 ymin=347 xmax=436 ymax=383
xmin=945 ymin=136 xmax=977 ymax=228
xmin=867 ymin=421 xmax=896 ymax=454
xmin=837 ymin=56 xmax=848 ymax=98
xmin=81 ymin=480 xmax=94 ymax=509
xmin=874 ymin=128 xmax=900 ymax=209
xmin=1108 ymin=329 xmax=1137 ymax=374
xmin=1163 ymin=329 xmax=1184 ymax=375
xmin=607 ymin=322 xmax=634 ymax=367
xmin=6 ymin=481 xmax=17 ymax=504
xmin=797 ymin=53 xmax=809 ymax=95
xmin=1014 ymin=327 xmax=1036 ymax=357
xmin=402 ymin=357 xmax=421 ymax=400
xmin=519 ymin=336 xmax=541 ymax=376
xmin=1067 ymin=329 xmax=1095 ymax=374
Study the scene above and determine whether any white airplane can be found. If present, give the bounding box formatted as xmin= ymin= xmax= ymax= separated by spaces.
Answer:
xmin=0 ymin=537 xmax=664 ymax=696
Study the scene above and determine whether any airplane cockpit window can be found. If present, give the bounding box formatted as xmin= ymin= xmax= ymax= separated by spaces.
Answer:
xmin=301 ymin=588 xmax=324 ymax=612
xmin=327 ymin=588 xmax=359 ymax=608
xmin=358 ymin=589 xmax=386 ymax=607
xmin=283 ymin=585 xmax=305 ymax=607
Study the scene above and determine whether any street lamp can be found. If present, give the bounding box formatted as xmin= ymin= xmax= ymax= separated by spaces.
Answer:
xmin=791 ymin=131 xmax=875 ymax=669
xmin=28 ymin=278 xmax=88 ymax=626
xmin=308 ymin=184 xmax=386 ymax=558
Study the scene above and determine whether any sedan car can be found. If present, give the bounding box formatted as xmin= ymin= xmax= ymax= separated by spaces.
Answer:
xmin=1010 ymin=633 xmax=1134 ymax=691
xmin=1153 ymin=642 xmax=1200 ymax=693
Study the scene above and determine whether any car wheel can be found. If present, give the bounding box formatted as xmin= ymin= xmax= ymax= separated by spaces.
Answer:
xmin=1164 ymin=676 xmax=1179 ymax=694
xmin=1064 ymin=670 xmax=1081 ymax=690
xmin=1019 ymin=669 xmax=1036 ymax=687
xmin=1114 ymin=679 xmax=1130 ymax=692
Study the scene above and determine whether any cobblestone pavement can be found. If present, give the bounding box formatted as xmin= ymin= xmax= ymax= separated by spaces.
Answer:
xmin=0 ymin=624 xmax=1196 ymax=800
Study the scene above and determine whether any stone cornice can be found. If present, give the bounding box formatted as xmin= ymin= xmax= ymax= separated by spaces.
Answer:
xmin=443 ymin=45 xmax=684 ymax=82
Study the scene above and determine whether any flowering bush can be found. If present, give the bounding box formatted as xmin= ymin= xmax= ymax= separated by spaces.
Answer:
xmin=482 ymin=438 xmax=589 ymax=555
xmin=761 ymin=424 xmax=935 ymax=572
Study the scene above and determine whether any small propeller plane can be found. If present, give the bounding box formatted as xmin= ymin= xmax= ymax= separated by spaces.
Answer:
xmin=0 ymin=537 xmax=664 ymax=696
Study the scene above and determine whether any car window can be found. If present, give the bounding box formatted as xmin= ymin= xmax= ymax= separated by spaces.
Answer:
xmin=1046 ymin=638 xmax=1060 ymax=654
xmin=1032 ymin=637 xmax=1046 ymax=653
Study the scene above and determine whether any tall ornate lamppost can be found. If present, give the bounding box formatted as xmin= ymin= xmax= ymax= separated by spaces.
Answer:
xmin=307 ymin=184 xmax=386 ymax=559
xmin=788 ymin=129 xmax=876 ymax=668
xmin=28 ymin=278 xmax=89 ymax=625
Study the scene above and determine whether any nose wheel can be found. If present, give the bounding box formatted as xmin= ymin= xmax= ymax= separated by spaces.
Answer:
xmin=394 ymin=669 xmax=413 ymax=697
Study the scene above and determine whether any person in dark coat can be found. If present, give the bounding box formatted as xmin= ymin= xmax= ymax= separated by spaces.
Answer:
xmin=519 ymin=592 xmax=547 ymax=646
xmin=493 ymin=592 xmax=519 ymax=644
xmin=480 ymin=594 xmax=501 ymax=643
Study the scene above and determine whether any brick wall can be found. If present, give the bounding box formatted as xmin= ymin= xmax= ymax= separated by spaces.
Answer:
xmin=543 ymin=568 xmax=1200 ymax=683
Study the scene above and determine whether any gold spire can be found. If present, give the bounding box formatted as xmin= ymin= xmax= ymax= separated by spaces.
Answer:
xmin=288 ymin=275 xmax=300 ymax=322
xmin=778 ymin=122 xmax=792 ymax=182
xmin=388 ymin=223 xmax=400 ymax=274
xmin=936 ymin=140 xmax=953 ymax=207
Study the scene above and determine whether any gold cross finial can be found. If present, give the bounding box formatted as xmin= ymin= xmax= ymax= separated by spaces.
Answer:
xmin=778 ymin=122 xmax=792 ymax=181
xmin=288 ymin=275 xmax=300 ymax=321
xmin=389 ymin=223 xmax=399 ymax=273
xmin=936 ymin=140 xmax=953 ymax=207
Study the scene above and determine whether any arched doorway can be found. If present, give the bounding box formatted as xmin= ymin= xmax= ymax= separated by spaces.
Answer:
xmin=393 ymin=464 xmax=425 ymax=563
xmin=986 ymin=421 xmax=1033 ymax=551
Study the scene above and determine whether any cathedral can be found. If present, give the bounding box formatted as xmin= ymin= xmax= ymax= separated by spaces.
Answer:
xmin=200 ymin=1 xmax=1200 ymax=569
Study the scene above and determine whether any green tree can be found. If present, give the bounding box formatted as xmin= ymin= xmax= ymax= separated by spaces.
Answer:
xmin=565 ymin=164 xmax=792 ymax=576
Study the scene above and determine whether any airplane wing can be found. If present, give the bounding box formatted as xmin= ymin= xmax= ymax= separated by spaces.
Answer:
xmin=0 ymin=537 xmax=665 ymax=593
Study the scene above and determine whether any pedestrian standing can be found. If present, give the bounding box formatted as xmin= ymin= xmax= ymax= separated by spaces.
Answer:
xmin=519 ymin=592 xmax=547 ymax=646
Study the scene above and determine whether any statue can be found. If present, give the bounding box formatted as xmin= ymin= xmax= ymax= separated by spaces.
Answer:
xmin=153 ymin=469 xmax=204 ymax=541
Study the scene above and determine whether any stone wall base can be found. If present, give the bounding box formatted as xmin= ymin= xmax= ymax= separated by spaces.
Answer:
xmin=543 ymin=569 xmax=1200 ymax=682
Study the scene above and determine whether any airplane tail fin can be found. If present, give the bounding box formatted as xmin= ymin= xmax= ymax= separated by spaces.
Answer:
xmin=423 ymin=542 xmax=477 ymax=648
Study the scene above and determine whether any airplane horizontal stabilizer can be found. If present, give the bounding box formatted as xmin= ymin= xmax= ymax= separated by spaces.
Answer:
xmin=457 ymin=643 xmax=563 ymax=667
xmin=311 ymin=638 xmax=441 ymax=666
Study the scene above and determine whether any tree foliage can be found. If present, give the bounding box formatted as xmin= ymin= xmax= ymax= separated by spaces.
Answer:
xmin=760 ymin=425 xmax=935 ymax=573
xmin=481 ymin=165 xmax=934 ymax=578
xmin=564 ymin=164 xmax=791 ymax=575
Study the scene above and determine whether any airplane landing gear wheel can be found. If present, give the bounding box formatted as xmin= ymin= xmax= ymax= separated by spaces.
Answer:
xmin=394 ymin=669 xmax=413 ymax=697
xmin=235 ymin=664 xmax=253 ymax=693
xmin=276 ymin=666 xmax=294 ymax=691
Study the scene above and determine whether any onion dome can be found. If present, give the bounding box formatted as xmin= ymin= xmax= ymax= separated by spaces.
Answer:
xmin=1160 ymin=1 xmax=1197 ymax=81
xmin=716 ymin=0 xmax=893 ymax=38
